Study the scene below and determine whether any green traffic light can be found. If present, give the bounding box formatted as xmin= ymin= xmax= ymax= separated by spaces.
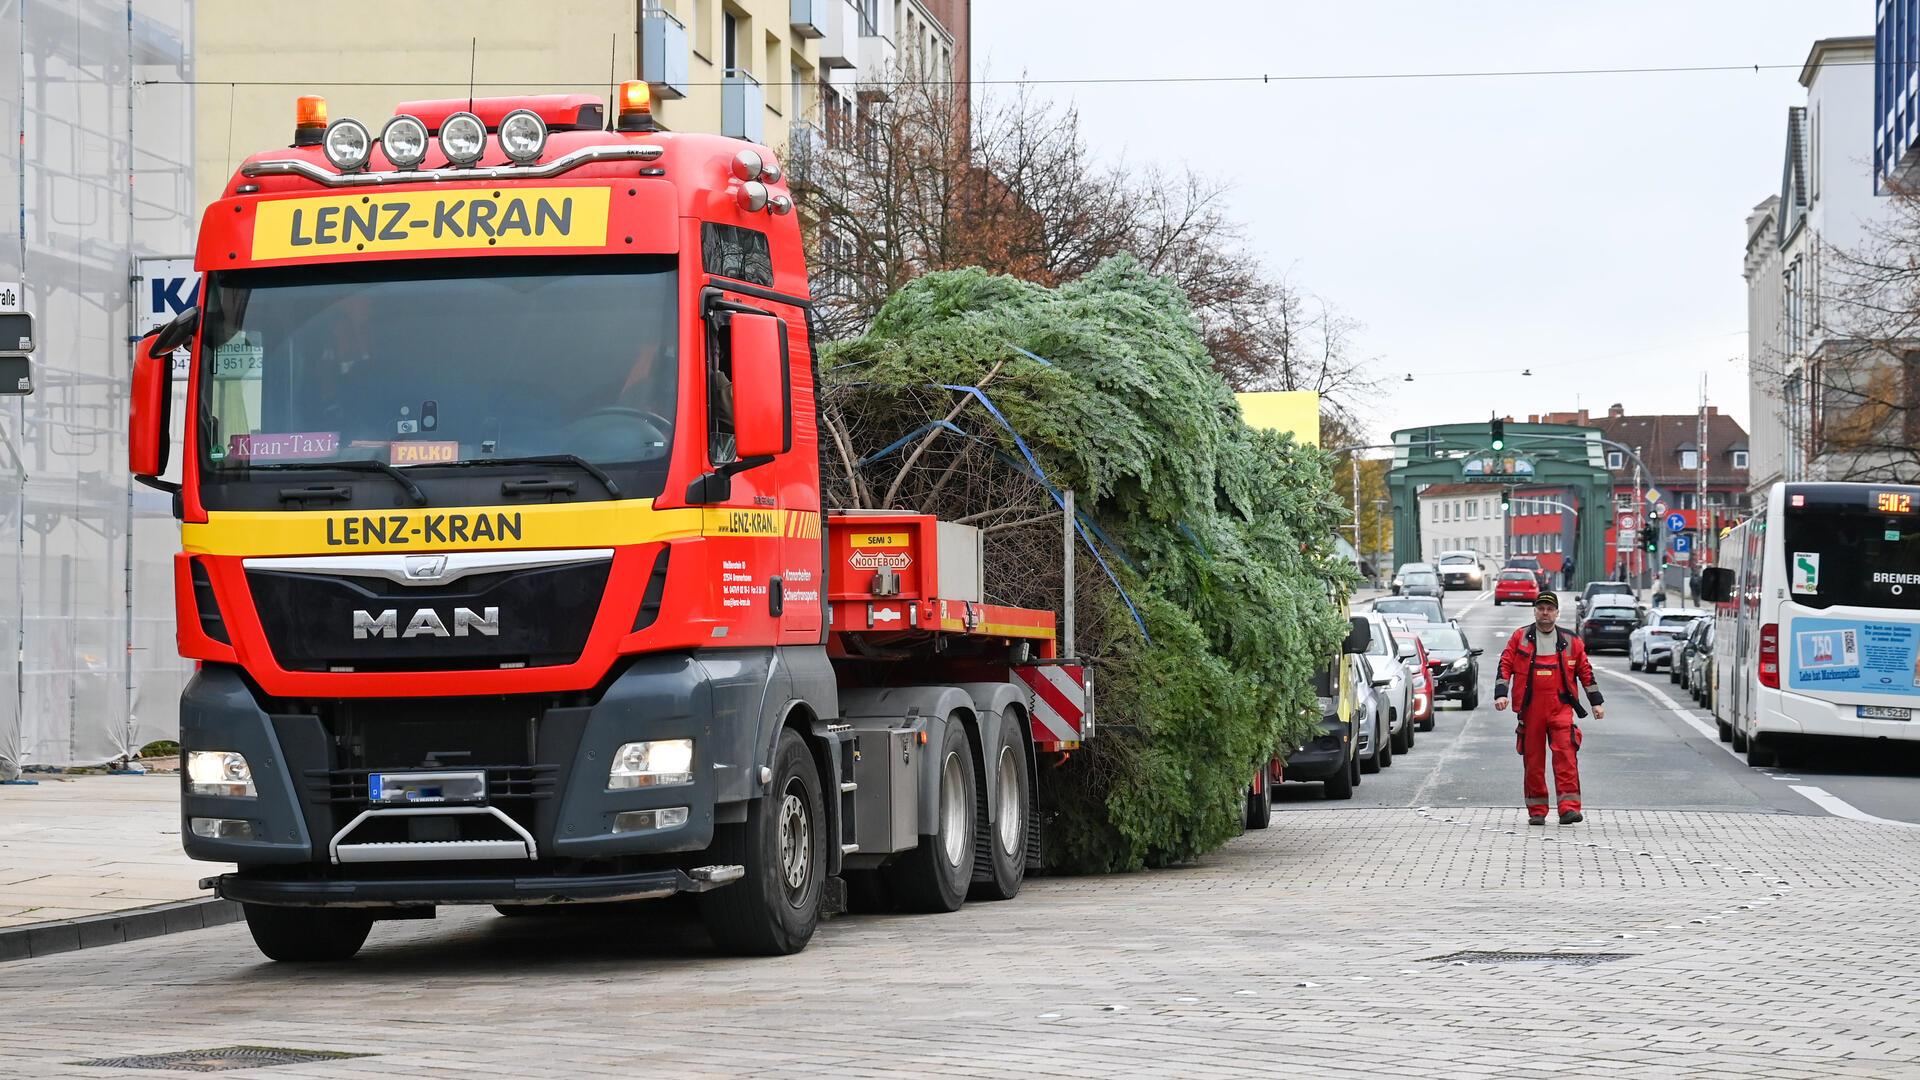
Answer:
xmin=1492 ymin=439 xmax=1504 ymax=451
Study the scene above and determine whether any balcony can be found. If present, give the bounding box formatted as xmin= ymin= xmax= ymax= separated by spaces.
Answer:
xmin=790 ymin=0 xmax=825 ymax=39
xmin=786 ymin=120 xmax=827 ymax=172
xmin=722 ymin=68 xmax=765 ymax=144
xmin=858 ymin=18 xmax=895 ymax=81
xmin=818 ymin=0 xmax=856 ymax=69
xmin=641 ymin=7 xmax=690 ymax=100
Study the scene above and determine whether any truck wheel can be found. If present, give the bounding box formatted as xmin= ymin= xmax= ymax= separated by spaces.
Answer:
xmin=699 ymin=728 xmax=825 ymax=955
xmin=242 ymin=903 xmax=373 ymax=962
xmin=1322 ymin=758 xmax=1355 ymax=800
xmin=1245 ymin=777 xmax=1272 ymax=830
xmin=886 ymin=719 xmax=976 ymax=913
xmin=969 ymin=717 xmax=1029 ymax=902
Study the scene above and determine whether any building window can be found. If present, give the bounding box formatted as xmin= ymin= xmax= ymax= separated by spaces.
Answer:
xmin=1732 ymin=450 xmax=1748 ymax=469
xmin=1606 ymin=451 xmax=1623 ymax=469
xmin=1466 ymin=501 xmax=1478 ymax=520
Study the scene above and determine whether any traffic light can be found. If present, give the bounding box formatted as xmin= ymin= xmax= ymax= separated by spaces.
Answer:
xmin=1640 ymin=525 xmax=1657 ymax=552
xmin=1490 ymin=417 xmax=1505 ymax=451
xmin=1500 ymin=490 xmax=1511 ymax=514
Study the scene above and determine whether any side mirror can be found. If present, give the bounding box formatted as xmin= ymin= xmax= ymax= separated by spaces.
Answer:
xmin=1342 ymin=615 xmax=1372 ymax=655
xmin=1470 ymin=647 xmax=1484 ymax=657
xmin=1698 ymin=566 xmax=1734 ymax=603
xmin=129 ymin=348 xmax=176 ymax=490
xmin=727 ymin=312 xmax=791 ymax=460
xmin=1369 ymin=676 xmax=1393 ymax=689
xmin=148 ymin=307 xmax=198 ymax=358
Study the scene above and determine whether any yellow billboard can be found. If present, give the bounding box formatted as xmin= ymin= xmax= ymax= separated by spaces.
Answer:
xmin=1235 ymin=391 xmax=1322 ymax=447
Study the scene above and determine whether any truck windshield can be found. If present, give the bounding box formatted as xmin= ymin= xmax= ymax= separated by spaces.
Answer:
xmin=196 ymin=256 xmax=677 ymax=498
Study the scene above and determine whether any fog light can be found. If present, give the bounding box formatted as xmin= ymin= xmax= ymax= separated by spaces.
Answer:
xmin=608 ymin=739 xmax=694 ymax=788
xmin=498 ymin=109 xmax=547 ymax=163
xmin=322 ymin=117 xmax=372 ymax=171
xmin=381 ymin=114 xmax=429 ymax=168
xmin=189 ymin=817 xmax=255 ymax=840
xmin=612 ymin=806 xmax=690 ymax=833
xmin=187 ymin=750 xmax=255 ymax=797
xmin=439 ymin=111 xmax=486 ymax=166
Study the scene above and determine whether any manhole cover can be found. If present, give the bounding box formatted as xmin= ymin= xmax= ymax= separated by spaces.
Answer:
xmin=1423 ymin=950 xmax=1634 ymax=967
xmin=71 ymin=1046 xmax=371 ymax=1072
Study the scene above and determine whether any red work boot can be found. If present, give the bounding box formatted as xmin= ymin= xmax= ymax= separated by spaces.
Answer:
xmin=1559 ymin=810 xmax=1583 ymax=825
xmin=1528 ymin=814 xmax=1546 ymax=826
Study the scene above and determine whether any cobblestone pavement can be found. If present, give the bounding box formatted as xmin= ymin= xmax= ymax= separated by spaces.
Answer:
xmin=6 ymin=807 xmax=1919 ymax=1078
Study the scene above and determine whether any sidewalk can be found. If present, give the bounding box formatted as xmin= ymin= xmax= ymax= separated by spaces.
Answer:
xmin=0 ymin=773 xmax=233 ymax=957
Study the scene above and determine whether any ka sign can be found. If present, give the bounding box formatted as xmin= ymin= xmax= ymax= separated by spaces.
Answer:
xmin=137 ymin=257 xmax=199 ymax=375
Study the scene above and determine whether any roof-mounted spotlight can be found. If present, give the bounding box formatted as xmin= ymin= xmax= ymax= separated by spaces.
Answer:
xmin=380 ymin=114 xmax=429 ymax=169
xmin=322 ymin=117 xmax=372 ymax=171
xmin=439 ymin=111 xmax=486 ymax=167
xmin=736 ymin=181 xmax=769 ymax=213
xmin=731 ymin=149 xmax=764 ymax=182
xmin=498 ymin=109 xmax=548 ymax=164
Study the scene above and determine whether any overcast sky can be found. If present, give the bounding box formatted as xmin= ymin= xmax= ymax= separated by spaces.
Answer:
xmin=971 ymin=1 xmax=1863 ymax=444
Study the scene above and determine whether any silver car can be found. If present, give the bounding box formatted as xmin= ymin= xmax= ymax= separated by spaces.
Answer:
xmin=1357 ymin=613 xmax=1412 ymax=773
xmin=1629 ymin=607 xmax=1710 ymax=671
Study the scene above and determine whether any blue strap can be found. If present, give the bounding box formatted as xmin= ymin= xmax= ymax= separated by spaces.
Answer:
xmin=937 ymin=382 xmax=1152 ymax=643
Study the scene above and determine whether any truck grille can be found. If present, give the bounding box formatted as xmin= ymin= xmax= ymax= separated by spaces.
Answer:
xmin=302 ymin=765 xmax=557 ymax=806
xmin=245 ymin=559 xmax=609 ymax=672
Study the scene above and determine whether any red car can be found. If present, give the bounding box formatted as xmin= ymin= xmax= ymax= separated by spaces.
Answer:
xmin=1493 ymin=569 xmax=1541 ymax=605
xmin=1390 ymin=627 xmax=1437 ymax=732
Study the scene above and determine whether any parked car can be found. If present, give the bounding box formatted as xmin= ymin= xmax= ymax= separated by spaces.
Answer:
xmin=1372 ymin=595 xmax=1448 ymax=626
xmin=1390 ymin=562 xmax=1435 ymax=595
xmin=1688 ymin=621 xmax=1716 ymax=708
xmin=1435 ymin=550 xmax=1486 ymax=591
xmin=1411 ymin=623 xmax=1482 ymax=711
xmin=1629 ymin=607 xmax=1710 ymax=671
xmin=1580 ymin=601 xmax=1641 ymax=654
xmin=1577 ymin=580 xmax=1635 ymax=621
xmin=1397 ymin=568 xmax=1445 ymax=600
xmin=1280 ymin=649 xmax=1369 ymax=801
xmin=1493 ymin=568 xmax=1541 ymax=605
xmin=1504 ymin=555 xmax=1549 ymax=589
xmin=1391 ymin=632 xmax=1431 ymax=748
xmin=1357 ymin=613 xmax=1411 ymax=772
xmin=1674 ymin=616 xmax=1711 ymax=689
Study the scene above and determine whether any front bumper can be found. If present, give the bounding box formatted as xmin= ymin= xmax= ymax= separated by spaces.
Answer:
xmin=1284 ymin=720 xmax=1351 ymax=781
xmin=206 ymin=864 xmax=741 ymax=908
xmin=176 ymin=654 xmax=762 ymax=891
xmin=1430 ymin=667 xmax=1475 ymax=698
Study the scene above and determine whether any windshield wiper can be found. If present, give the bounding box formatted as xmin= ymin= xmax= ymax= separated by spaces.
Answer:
xmin=248 ymin=460 xmax=428 ymax=506
xmin=448 ymin=454 xmax=621 ymax=498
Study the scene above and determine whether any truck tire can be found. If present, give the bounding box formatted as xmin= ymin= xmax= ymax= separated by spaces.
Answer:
xmin=1245 ymin=778 xmax=1272 ymax=830
xmin=242 ymin=903 xmax=373 ymax=962
xmin=699 ymin=728 xmax=825 ymax=955
xmin=885 ymin=719 xmax=976 ymax=914
xmin=969 ymin=716 xmax=1029 ymax=902
xmin=1322 ymin=757 xmax=1355 ymax=800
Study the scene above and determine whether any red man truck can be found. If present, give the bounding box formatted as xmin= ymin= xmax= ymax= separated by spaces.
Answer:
xmin=129 ymin=84 xmax=1091 ymax=962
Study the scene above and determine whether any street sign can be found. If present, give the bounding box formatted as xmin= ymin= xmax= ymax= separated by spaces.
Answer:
xmin=1673 ymin=534 xmax=1692 ymax=553
xmin=1666 ymin=512 xmax=1687 ymax=533
xmin=1654 ymin=502 xmax=1667 ymax=516
xmin=0 ymin=281 xmax=21 ymax=312
xmin=1619 ymin=514 xmax=1637 ymax=530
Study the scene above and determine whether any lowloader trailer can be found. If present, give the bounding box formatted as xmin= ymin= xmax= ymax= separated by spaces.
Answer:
xmin=130 ymin=85 xmax=1090 ymax=961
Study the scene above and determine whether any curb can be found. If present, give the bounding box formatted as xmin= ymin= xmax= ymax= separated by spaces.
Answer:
xmin=0 ymin=897 xmax=241 ymax=964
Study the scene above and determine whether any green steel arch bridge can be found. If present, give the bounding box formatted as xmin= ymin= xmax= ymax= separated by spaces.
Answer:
xmin=1385 ymin=421 xmax=1622 ymax=591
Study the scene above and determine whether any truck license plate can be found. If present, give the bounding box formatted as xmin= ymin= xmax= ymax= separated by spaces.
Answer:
xmin=368 ymin=770 xmax=488 ymax=804
xmin=1857 ymin=705 xmax=1912 ymax=721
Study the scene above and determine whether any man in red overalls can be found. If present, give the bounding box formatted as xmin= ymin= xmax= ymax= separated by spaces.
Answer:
xmin=1494 ymin=591 xmax=1604 ymax=825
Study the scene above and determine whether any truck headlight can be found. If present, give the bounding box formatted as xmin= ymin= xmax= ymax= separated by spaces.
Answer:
xmin=439 ymin=111 xmax=486 ymax=166
xmin=187 ymin=750 xmax=255 ymax=797
xmin=322 ymin=117 xmax=372 ymax=171
xmin=497 ymin=109 xmax=547 ymax=163
xmin=609 ymin=739 xmax=694 ymax=788
xmin=380 ymin=114 xmax=429 ymax=168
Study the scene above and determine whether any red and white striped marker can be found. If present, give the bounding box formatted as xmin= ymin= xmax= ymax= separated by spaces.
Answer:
xmin=1013 ymin=663 xmax=1091 ymax=745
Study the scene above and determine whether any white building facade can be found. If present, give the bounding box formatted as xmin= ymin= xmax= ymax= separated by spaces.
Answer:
xmin=1744 ymin=36 xmax=1897 ymax=500
xmin=1414 ymin=484 xmax=1506 ymax=564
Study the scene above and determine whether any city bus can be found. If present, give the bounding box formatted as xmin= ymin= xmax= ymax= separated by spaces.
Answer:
xmin=1703 ymin=481 xmax=1920 ymax=767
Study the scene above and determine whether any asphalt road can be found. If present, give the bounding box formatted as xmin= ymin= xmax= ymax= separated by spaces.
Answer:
xmin=1286 ymin=589 xmax=1920 ymax=826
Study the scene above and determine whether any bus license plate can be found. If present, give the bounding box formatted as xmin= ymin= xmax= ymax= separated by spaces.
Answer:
xmin=1858 ymin=705 xmax=1912 ymax=721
